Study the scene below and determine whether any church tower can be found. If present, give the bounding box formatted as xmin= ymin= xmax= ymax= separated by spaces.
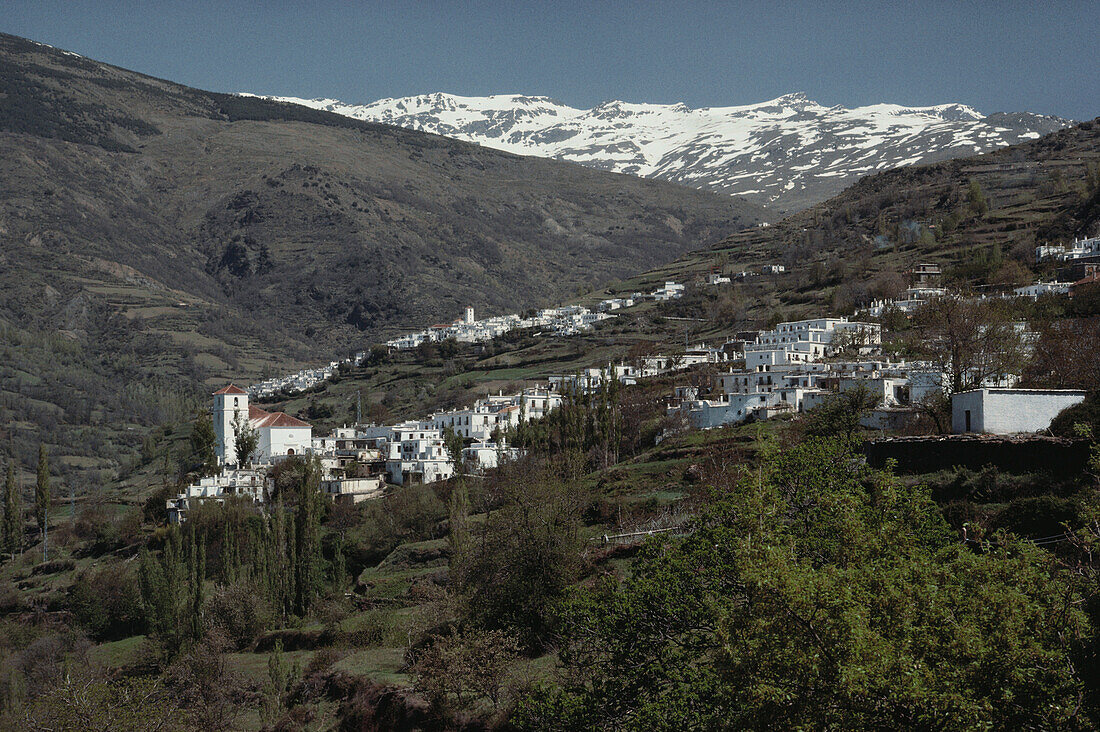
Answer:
xmin=212 ymin=385 xmax=248 ymax=465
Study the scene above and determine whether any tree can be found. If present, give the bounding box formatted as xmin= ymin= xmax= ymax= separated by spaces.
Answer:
xmin=190 ymin=416 xmax=220 ymax=477
xmin=442 ymin=426 xmax=466 ymax=475
xmin=412 ymin=628 xmax=520 ymax=717
xmin=2 ymin=462 xmax=20 ymax=558
xmin=448 ymin=480 xmax=472 ymax=590
xmin=967 ymin=178 xmax=989 ymax=216
xmin=293 ymin=457 xmax=324 ymax=616
xmin=463 ymin=460 xmax=583 ymax=651
xmin=802 ymin=385 xmax=880 ymax=438
xmin=35 ymin=444 xmax=50 ymax=539
xmin=910 ymin=294 xmax=1027 ymax=396
xmin=139 ymin=526 xmax=188 ymax=659
xmin=231 ymin=412 xmax=258 ymax=467
xmin=1025 ymin=318 xmax=1100 ymax=389
xmin=517 ymin=439 xmax=1093 ymax=730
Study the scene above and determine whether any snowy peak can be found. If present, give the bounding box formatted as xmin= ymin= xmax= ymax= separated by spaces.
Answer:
xmin=252 ymin=91 xmax=1070 ymax=211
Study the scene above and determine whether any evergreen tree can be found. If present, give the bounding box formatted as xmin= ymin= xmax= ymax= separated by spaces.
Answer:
xmin=139 ymin=527 xmax=187 ymax=656
xmin=190 ymin=416 xmax=220 ymax=477
xmin=34 ymin=444 xmax=49 ymax=538
xmin=232 ymin=412 xmax=259 ymax=467
xmin=967 ymin=178 xmax=989 ymax=216
xmin=2 ymin=463 xmax=20 ymax=558
xmin=331 ymin=533 xmax=346 ymax=593
xmin=220 ymin=521 xmax=239 ymax=585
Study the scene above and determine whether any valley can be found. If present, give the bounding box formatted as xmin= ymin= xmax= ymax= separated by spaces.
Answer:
xmin=0 ymin=25 xmax=1099 ymax=732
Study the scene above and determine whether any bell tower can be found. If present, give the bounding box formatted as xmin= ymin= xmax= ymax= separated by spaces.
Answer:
xmin=212 ymin=385 xmax=248 ymax=465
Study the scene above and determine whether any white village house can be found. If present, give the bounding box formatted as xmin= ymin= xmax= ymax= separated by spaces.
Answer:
xmin=951 ymin=388 xmax=1087 ymax=434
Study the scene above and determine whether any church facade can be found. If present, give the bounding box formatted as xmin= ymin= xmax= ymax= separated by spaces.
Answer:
xmin=212 ymin=385 xmax=312 ymax=466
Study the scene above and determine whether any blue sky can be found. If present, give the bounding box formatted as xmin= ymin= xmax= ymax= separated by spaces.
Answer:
xmin=5 ymin=1 xmax=1099 ymax=120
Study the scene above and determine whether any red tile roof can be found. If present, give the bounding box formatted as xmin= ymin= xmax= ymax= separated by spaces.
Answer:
xmin=213 ymin=384 xmax=248 ymax=395
xmin=1072 ymin=272 xmax=1100 ymax=289
xmin=248 ymin=404 xmax=311 ymax=429
xmin=255 ymin=412 xmax=312 ymax=429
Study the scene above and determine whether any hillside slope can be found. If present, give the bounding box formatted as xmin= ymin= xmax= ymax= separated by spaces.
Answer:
xmin=263 ymin=91 xmax=1069 ymax=212
xmin=0 ymin=33 xmax=762 ymax=487
xmin=594 ymin=118 xmax=1100 ymax=317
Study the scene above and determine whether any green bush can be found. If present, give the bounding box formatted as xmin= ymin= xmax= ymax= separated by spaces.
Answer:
xmin=68 ymin=563 xmax=144 ymax=641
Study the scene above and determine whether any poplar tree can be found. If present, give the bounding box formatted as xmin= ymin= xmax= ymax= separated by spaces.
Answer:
xmin=2 ymin=463 xmax=20 ymax=558
xmin=189 ymin=535 xmax=206 ymax=643
xmin=294 ymin=481 xmax=321 ymax=616
xmin=331 ymin=533 xmax=346 ymax=593
xmin=448 ymin=481 xmax=472 ymax=589
xmin=34 ymin=444 xmax=49 ymax=537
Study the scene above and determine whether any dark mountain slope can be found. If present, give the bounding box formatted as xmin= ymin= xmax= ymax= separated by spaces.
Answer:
xmin=0 ymin=33 xmax=762 ymax=487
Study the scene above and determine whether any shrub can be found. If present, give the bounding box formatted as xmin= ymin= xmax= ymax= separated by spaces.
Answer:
xmin=991 ymin=495 xmax=1084 ymax=540
xmin=1049 ymin=391 xmax=1100 ymax=437
xmin=68 ymin=563 xmax=144 ymax=641
xmin=204 ymin=582 xmax=272 ymax=650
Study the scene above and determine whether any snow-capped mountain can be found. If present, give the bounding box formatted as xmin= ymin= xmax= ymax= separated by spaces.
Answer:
xmin=254 ymin=91 xmax=1070 ymax=211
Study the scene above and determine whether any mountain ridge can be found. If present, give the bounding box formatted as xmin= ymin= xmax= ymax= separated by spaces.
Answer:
xmin=0 ymin=32 xmax=761 ymax=485
xmin=255 ymin=90 xmax=1070 ymax=212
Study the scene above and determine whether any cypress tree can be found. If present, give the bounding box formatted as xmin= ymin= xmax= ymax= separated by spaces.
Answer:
xmin=448 ymin=481 xmax=471 ymax=589
xmin=139 ymin=526 xmax=188 ymax=655
xmin=285 ymin=507 xmax=297 ymax=617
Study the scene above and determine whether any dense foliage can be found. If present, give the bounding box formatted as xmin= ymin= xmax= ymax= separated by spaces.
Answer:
xmin=517 ymin=439 xmax=1095 ymax=730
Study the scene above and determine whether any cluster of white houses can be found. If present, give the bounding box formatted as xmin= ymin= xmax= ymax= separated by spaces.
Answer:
xmin=384 ymin=303 xmax=624 ymax=350
xmin=167 ymin=349 xmax=706 ymax=522
xmin=248 ymin=282 xmax=698 ymax=398
xmin=668 ymin=316 xmax=902 ymax=429
xmin=387 ymin=281 xmax=693 ymax=351
xmin=171 ymin=266 xmax=1092 ymax=521
xmin=1035 ymin=235 xmax=1100 ymax=262
xmin=249 ymin=351 xmax=366 ymax=400
xmin=667 ymin=314 xmax=1085 ymax=436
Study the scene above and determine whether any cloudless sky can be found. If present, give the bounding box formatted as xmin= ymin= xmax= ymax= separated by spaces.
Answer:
xmin=4 ymin=1 xmax=1099 ymax=120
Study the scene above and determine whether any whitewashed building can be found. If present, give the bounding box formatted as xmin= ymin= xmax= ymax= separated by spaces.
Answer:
xmin=167 ymin=468 xmax=268 ymax=524
xmin=212 ymin=385 xmax=312 ymax=466
xmin=1013 ymin=282 xmax=1072 ymax=299
xmin=951 ymin=388 xmax=1087 ymax=434
xmin=652 ymin=281 xmax=685 ymax=301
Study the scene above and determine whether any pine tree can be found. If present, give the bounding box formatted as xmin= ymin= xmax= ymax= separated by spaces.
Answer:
xmin=34 ymin=445 xmax=49 ymax=538
xmin=967 ymin=178 xmax=989 ymax=216
xmin=2 ymin=463 xmax=20 ymax=559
